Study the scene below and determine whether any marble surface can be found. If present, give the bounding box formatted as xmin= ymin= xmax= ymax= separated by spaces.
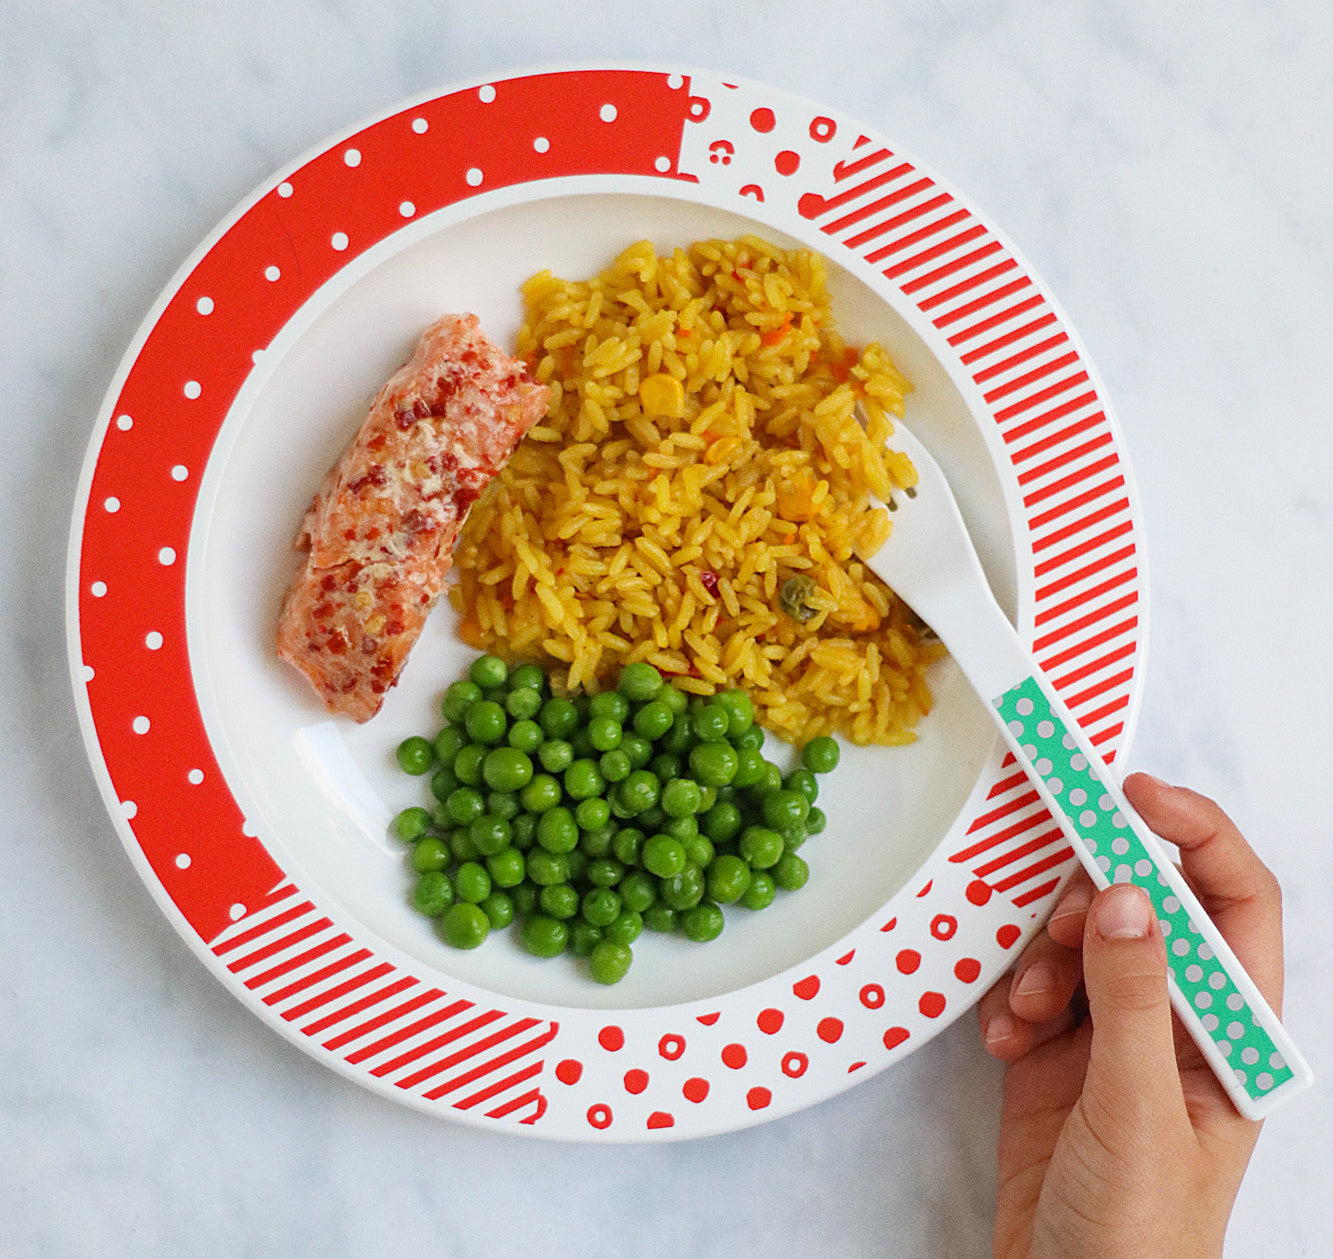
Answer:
xmin=4 ymin=1 xmax=1332 ymax=1254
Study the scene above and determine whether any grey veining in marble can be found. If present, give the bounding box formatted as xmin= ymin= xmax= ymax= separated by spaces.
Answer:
xmin=3 ymin=2 xmax=1332 ymax=1255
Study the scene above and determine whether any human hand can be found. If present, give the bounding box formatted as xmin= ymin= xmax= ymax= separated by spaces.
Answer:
xmin=978 ymin=773 xmax=1284 ymax=1259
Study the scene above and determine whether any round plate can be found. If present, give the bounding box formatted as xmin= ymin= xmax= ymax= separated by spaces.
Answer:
xmin=67 ymin=64 xmax=1147 ymax=1141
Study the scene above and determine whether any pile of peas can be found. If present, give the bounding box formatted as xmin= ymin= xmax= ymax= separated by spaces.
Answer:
xmin=391 ymin=653 xmax=841 ymax=984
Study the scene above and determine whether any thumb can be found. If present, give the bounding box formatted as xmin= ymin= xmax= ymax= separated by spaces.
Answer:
xmin=1081 ymin=882 xmax=1186 ymax=1134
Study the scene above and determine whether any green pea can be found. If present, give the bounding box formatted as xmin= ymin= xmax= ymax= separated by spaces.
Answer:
xmin=714 ymin=688 xmax=755 ymax=737
xmin=486 ymin=847 xmax=526 ymax=889
xmin=411 ymin=836 xmax=450 ymax=873
xmin=589 ymin=690 xmax=630 ymax=723
xmin=540 ymin=883 xmax=580 ymax=920
xmin=659 ymin=865 xmax=705 ymax=911
xmin=524 ymin=858 xmax=569 ymax=897
xmin=448 ymin=829 xmax=480 ymax=863
xmin=440 ymin=902 xmax=490 ymax=950
xmin=512 ymin=883 xmax=539 ymax=917
xmin=618 ymin=661 xmax=664 ymax=702
xmin=801 ymin=735 xmax=840 ymax=774
xmin=683 ymin=834 xmax=715 ymax=869
xmin=469 ymin=653 xmax=509 ymax=689
xmin=537 ymin=739 xmax=574 ymax=774
xmin=773 ymin=852 xmax=810 ymax=891
xmin=506 ymin=717 xmax=544 ymax=752
xmin=700 ymin=800 xmax=743 ymax=844
xmin=579 ymin=824 xmax=616 ymax=857
xmin=618 ymin=733 xmax=653 ymax=769
xmin=761 ymin=788 xmax=809 ymax=831
xmin=568 ymin=726 xmax=597 ymax=759
xmin=642 ymin=834 xmax=687 ymax=878
xmin=481 ymin=890 xmax=515 ymax=930
xmin=732 ymin=723 xmax=765 ymax=752
xmin=615 ymin=770 xmax=660 ymax=814
xmin=454 ymin=861 xmax=492 ymax=904
xmin=487 ymin=790 xmax=520 ymax=821
xmin=681 ymin=901 xmax=725 ymax=943
xmin=660 ymin=778 xmax=702 ymax=818
xmin=505 ymin=687 xmax=543 ymax=721
xmin=599 ymin=749 xmax=632 ymax=783
xmin=658 ymin=683 xmax=689 ymax=716
xmin=392 ymin=806 xmax=432 ymax=843
xmin=806 ymin=805 xmax=827 ymax=835
xmin=432 ymin=725 xmax=467 ymax=766
xmin=575 ymin=797 xmax=612 ymax=832
xmin=396 ymin=736 xmax=435 ymax=775
xmin=784 ymin=768 xmax=819 ymax=805
xmin=508 ymin=662 xmax=546 ymax=691
xmin=643 ymin=904 xmax=677 ymax=933
xmin=452 ymin=743 xmax=487 ymax=786
xmin=580 ymin=887 xmax=622 ymax=928
xmin=589 ymin=939 xmax=633 ymax=984
xmin=690 ymin=704 xmax=730 ymax=743
xmin=637 ymin=805 xmax=667 ymax=833
xmin=587 ymin=716 xmax=622 ymax=752
xmin=519 ymin=772 xmax=562 ymax=815
xmin=584 ymin=857 xmax=625 ymax=888
xmin=705 ymin=853 xmax=751 ymax=904
xmin=482 ymin=746 xmax=534 ymax=792
xmin=429 ymin=767 xmax=460 ymax=803
xmin=689 ymin=741 xmax=739 ymax=787
xmin=660 ymin=814 xmax=698 ymax=842
xmin=569 ymin=919 xmax=604 ymax=958
xmin=510 ymin=812 xmax=539 ymax=849
xmin=740 ymin=869 xmax=777 ymax=910
xmin=464 ymin=700 xmax=508 ymax=745
xmin=538 ymin=697 xmax=579 ymax=739
xmin=537 ymin=806 xmax=579 ymax=854
xmin=612 ymin=827 xmax=645 ymax=866
xmin=412 ymin=870 xmax=454 ymax=917
xmin=468 ymin=814 xmax=512 ymax=857
xmin=603 ymin=909 xmax=643 ymax=945
xmin=739 ymin=826 xmax=784 ymax=870
xmin=441 ymin=679 xmax=482 ymax=722
xmin=659 ymin=717 xmax=696 ymax=756
xmin=618 ymin=870 xmax=657 ymax=914
xmin=632 ymin=700 xmax=674 ymax=741
xmin=564 ymin=759 xmax=605 ymax=801
xmin=750 ymin=761 xmax=784 ymax=797
xmin=649 ymin=752 xmax=683 ymax=783
xmin=445 ymin=786 xmax=485 ymax=826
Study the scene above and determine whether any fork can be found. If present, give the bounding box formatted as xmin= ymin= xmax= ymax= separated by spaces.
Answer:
xmin=857 ymin=407 xmax=1311 ymax=1120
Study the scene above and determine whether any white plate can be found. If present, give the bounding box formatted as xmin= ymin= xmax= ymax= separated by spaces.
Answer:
xmin=67 ymin=64 xmax=1147 ymax=1140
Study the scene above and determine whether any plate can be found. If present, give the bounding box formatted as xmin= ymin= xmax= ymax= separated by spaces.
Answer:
xmin=67 ymin=64 xmax=1147 ymax=1141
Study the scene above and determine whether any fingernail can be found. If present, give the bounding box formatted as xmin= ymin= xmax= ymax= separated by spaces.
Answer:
xmin=1094 ymin=884 xmax=1153 ymax=940
xmin=984 ymin=1011 xmax=1015 ymax=1046
xmin=1051 ymin=884 xmax=1092 ymax=926
xmin=1013 ymin=962 xmax=1055 ymax=999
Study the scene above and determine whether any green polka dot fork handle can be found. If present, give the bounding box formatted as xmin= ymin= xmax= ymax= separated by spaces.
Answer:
xmin=859 ymin=409 xmax=1312 ymax=1121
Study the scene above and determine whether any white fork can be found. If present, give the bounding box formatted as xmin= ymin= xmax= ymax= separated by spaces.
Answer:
xmin=858 ymin=408 xmax=1310 ymax=1120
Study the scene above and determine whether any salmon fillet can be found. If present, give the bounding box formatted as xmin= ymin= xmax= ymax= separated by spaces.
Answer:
xmin=276 ymin=313 xmax=549 ymax=721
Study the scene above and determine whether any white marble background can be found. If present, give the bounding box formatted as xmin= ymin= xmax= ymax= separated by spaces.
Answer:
xmin=4 ymin=1 xmax=1332 ymax=1255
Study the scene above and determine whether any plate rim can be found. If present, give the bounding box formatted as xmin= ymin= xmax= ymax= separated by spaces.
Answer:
xmin=66 ymin=60 xmax=1149 ymax=1141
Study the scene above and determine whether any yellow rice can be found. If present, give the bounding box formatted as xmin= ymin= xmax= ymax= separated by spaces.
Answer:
xmin=449 ymin=235 xmax=946 ymax=745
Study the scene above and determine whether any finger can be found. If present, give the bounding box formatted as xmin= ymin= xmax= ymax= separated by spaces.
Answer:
xmin=1008 ymin=931 xmax=1083 ymax=1026
xmin=1046 ymin=871 xmax=1095 ymax=950
xmin=978 ymin=976 xmax=1081 ymax=1063
xmin=1122 ymin=773 xmax=1284 ymax=1009
xmin=1080 ymin=883 xmax=1189 ymax=1138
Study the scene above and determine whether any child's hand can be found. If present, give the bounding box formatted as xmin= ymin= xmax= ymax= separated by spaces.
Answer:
xmin=978 ymin=774 xmax=1284 ymax=1258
